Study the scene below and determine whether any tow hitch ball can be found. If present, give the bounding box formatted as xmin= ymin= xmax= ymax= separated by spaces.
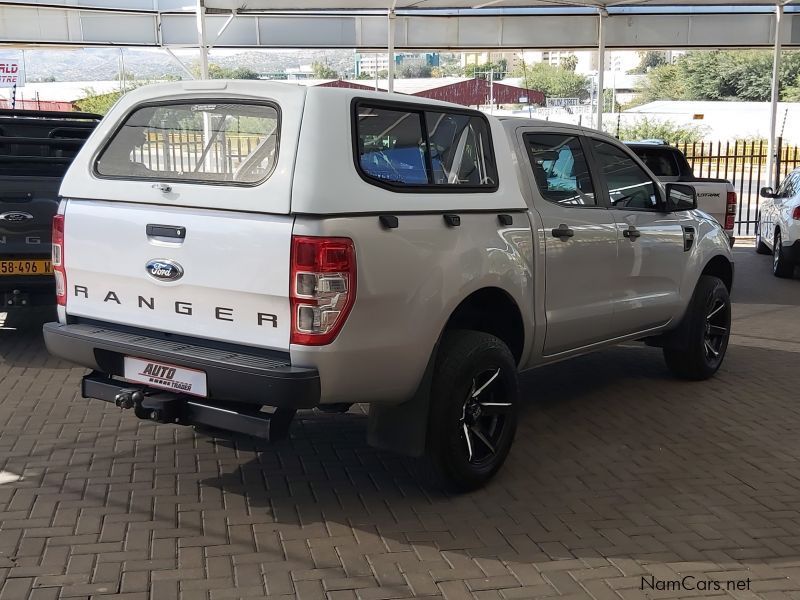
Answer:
xmin=114 ymin=388 xmax=143 ymax=409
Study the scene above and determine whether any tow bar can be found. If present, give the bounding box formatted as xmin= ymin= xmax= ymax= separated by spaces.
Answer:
xmin=81 ymin=371 xmax=296 ymax=441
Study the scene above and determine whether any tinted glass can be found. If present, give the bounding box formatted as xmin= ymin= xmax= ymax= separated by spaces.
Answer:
xmin=591 ymin=140 xmax=659 ymax=210
xmin=778 ymin=172 xmax=798 ymax=198
xmin=96 ymin=102 xmax=279 ymax=185
xmin=525 ymin=133 xmax=596 ymax=206
xmin=629 ymin=147 xmax=680 ymax=177
xmin=425 ymin=112 xmax=498 ymax=186
xmin=355 ymin=106 xmax=428 ymax=185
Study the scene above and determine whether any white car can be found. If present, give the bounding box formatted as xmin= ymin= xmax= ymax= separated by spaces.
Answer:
xmin=756 ymin=168 xmax=800 ymax=278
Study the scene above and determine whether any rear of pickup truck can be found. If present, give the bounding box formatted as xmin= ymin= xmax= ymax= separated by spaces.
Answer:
xmin=43 ymin=82 xmax=325 ymax=431
xmin=627 ymin=143 xmax=737 ymax=244
xmin=0 ymin=109 xmax=99 ymax=310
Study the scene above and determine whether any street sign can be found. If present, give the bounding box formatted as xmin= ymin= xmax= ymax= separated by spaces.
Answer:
xmin=546 ymin=97 xmax=580 ymax=108
xmin=0 ymin=60 xmax=23 ymax=89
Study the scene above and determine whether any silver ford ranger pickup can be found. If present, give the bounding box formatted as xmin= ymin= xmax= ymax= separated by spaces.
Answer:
xmin=43 ymin=81 xmax=734 ymax=490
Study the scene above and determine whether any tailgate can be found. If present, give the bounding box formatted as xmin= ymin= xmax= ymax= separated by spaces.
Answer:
xmin=0 ymin=177 xmax=60 ymax=257
xmin=63 ymin=200 xmax=292 ymax=351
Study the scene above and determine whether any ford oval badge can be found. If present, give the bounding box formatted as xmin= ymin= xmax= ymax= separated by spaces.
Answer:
xmin=0 ymin=211 xmax=34 ymax=223
xmin=146 ymin=259 xmax=184 ymax=282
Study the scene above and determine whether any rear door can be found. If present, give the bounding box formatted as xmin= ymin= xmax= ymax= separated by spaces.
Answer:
xmin=61 ymin=96 xmax=296 ymax=351
xmin=587 ymin=138 xmax=687 ymax=333
xmin=521 ymin=130 xmax=619 ymax=355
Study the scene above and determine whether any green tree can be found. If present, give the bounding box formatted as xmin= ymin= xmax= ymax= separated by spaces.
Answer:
xmin=634 ymin=63 xmax=685 ymax=104
xmin=75 ymin=89 xmax=124 ymax=115
xmin=613 ymin=117 xmax=705 ymax=143
xmin=559 ymin=54 xmax=579 ymax=72
xmin=513 ymin=62 xmax=590 ymax=100
xmin=311 ymin=61 xmax=339 ymax=79
xmin=629 ymin=51 xmax=668 ymax=74
xmin=634 ymin=50 xmax=800 ymax=104
xmin=465 ymin=59 xmax=508 ymax=80
xmin=193 ymin=64 xmax=261 ymax=80
xmin=398 ymin=63 xmax=432 ymax=78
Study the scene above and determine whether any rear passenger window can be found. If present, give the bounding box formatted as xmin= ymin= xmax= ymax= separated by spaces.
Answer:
xmin=354 ymin=102 xmax=498 ymax=190
xmin=630 ymin=148 xmax=680 ymax=177
xmin=524 ymin=133 xmax=596 ymax=206
xmin=426 ymin=112 xmax=497 ymax=186
xmin=355 ymin=106 xmax=428 ymax=185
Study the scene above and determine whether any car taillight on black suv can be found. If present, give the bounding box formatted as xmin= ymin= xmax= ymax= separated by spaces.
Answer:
xmin=52 ymin=214 xmax=66 ymax=306
xmin=290 ymin=236 xmax=356 ymax=345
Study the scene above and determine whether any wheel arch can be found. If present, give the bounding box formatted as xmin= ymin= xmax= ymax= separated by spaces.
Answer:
xmin=442 ymin=286 xmax=525 ymax=365
xmin=700 ymin=254 xmax=733 ymax=292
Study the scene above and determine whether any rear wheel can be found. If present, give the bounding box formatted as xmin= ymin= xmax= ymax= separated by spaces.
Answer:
xmin=773 ymin=230 xmax=795 ymax=278
xmin=424 ymin=330 xmax=518 ymax=492
xmin=663 ymin=275 xmax=731 ymax=381
xmin=754 ymin=216 xmax=770 ymax=254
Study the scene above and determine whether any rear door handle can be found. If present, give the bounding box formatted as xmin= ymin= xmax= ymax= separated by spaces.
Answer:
xmin=551 ymin=224 xmax=575 ymax=240
xmin=622 ymin=226 xmax=641 ymax=240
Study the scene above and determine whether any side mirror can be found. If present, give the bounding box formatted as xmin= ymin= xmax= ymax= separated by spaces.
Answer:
xmin=760 ymin=186 xmax=777 ymax=198
xmin=665 ymin=183 xmax=697 ymax=212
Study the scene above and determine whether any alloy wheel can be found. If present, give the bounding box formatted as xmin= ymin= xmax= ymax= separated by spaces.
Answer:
xmin=704 ymin=298 xmax=729 ymax=363
xmin=459 ymin=368 xmax=512 ymax=464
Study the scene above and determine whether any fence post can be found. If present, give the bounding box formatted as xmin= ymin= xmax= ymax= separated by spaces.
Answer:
xmin=775 ymin=136 xmax=783 ymax=189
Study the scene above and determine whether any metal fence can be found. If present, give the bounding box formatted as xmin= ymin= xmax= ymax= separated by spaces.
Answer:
xmin=673 ymin=138 xmax=800 ymax=236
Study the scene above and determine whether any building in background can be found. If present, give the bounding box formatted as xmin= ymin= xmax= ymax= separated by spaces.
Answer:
xmin=355 ymin=52 xmax=439 ymax=77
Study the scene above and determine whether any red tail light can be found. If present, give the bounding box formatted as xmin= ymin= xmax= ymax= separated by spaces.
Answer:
xmin=290 ymin=236 xmax=356 ymax=346
xmin=52 ymin=214 xmax=66 ymax=306
xmin=793 ymin=206 xmax=800 ymax=221
xmin=725 ymin=191 xmax=737 ymax=231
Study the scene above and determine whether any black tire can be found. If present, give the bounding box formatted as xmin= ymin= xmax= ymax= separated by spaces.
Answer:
xmin=773 ymin=229 xmax=795 ymax=278
xmin=754 ymin=216 xmax=770 ymax=254
xmin=663 ymin=275 xmax=731 ymax=381
xmin=423 ymin=330 xmax=518 ymax=492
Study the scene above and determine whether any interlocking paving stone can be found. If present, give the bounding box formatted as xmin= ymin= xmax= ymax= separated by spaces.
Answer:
xmin=1 ymin=249 xmax=800 ymax=599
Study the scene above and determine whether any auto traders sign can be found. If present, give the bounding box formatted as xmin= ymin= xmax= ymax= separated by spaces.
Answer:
xmin=0 ymin=60 xmax=22 ymax=88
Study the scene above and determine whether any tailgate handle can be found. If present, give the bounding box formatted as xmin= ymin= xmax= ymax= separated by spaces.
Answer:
xmin=146 ymin=224 xmax=186 ymax=239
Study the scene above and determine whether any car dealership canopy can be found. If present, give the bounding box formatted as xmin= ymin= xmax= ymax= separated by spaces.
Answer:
xmin=0 ymin=0 xmax=797 ymax=176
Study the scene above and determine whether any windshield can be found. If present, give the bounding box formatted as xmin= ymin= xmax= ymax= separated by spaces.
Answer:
xmin=95 ymin=101 xmax=280 ymax=185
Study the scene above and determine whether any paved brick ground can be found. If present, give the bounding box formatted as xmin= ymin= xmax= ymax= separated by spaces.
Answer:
xmin=1 ymin=247 xmax=800 ymax=600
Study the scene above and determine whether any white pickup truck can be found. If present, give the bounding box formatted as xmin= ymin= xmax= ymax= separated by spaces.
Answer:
xmin=43 ymin=81 xmax=734 ymax=490
xmin=626 ymin=142 xmax=737 ymax=244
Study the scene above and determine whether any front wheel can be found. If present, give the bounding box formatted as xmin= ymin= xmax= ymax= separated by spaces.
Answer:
xmin=424 ymin=330 xmax=518 ymax=492
xmin=663 ymin=275 xmax=731 ymax=381
xmin=773 ymin=230 xmax=795 ymax=278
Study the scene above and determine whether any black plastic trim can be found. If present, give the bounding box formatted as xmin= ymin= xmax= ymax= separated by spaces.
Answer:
xmin=43 ymin=322 xmax=320 ymax=409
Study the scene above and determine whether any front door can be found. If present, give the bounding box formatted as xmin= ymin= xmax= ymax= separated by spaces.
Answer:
xmin=587 ymin=138 xmax=688 ymax=334
xmin=522 ymin=132 xmax=619 ymax=356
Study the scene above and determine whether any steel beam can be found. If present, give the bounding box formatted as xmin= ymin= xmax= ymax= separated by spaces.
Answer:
xmin=766 ymin=3 xmax=784 ymax=188
xmin=0 ymin=5 xmax=798 ymax=48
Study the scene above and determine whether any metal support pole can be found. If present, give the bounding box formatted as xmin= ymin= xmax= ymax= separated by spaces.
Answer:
xmin=595 ymin=10 xmax=606 ymax=131
xmin=196 ymin=0 xmax=209 ymax=79
xmin=387 ymin=9 xmax=396 ymax=93
xmin=766 ymin=3 xmax=784 ymax=188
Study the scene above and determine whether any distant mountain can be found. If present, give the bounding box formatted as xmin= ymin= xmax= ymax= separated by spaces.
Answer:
xmin=0 ymin=48 xmax=359 ymax=82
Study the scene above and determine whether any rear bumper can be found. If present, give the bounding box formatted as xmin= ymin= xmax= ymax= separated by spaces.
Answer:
xmin=43 ymin=322 xmax=320 ymax=409
xmin=0 ymin=275 xmax=55 ymax=307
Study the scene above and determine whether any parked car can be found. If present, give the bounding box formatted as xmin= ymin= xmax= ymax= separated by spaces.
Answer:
xmin=626 ymin=142 xmax=737 ymax=244
xmin=43 ymin=82 xmax=734 ymax=490
xmin=756 ymin=168 xmax=800 ymax=278
xmin=0 ymin=108 xmax=101 ymax=314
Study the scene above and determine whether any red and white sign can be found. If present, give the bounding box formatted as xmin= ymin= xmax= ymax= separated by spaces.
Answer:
xmin=0 ymin=60 xmax=22 ymax=89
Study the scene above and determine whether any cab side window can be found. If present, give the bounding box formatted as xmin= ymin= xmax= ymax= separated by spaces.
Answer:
xmin=524 ymin=133 xmax=596 ymax=206
xmin=778 ymin=173 xmax=798 ymax=198
xmin=591 ymin=140 xmax=660 ymax=210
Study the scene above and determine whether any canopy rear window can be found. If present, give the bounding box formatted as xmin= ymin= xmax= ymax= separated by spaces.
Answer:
xmin=95 ymin=101 xmax=280 ymax=186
